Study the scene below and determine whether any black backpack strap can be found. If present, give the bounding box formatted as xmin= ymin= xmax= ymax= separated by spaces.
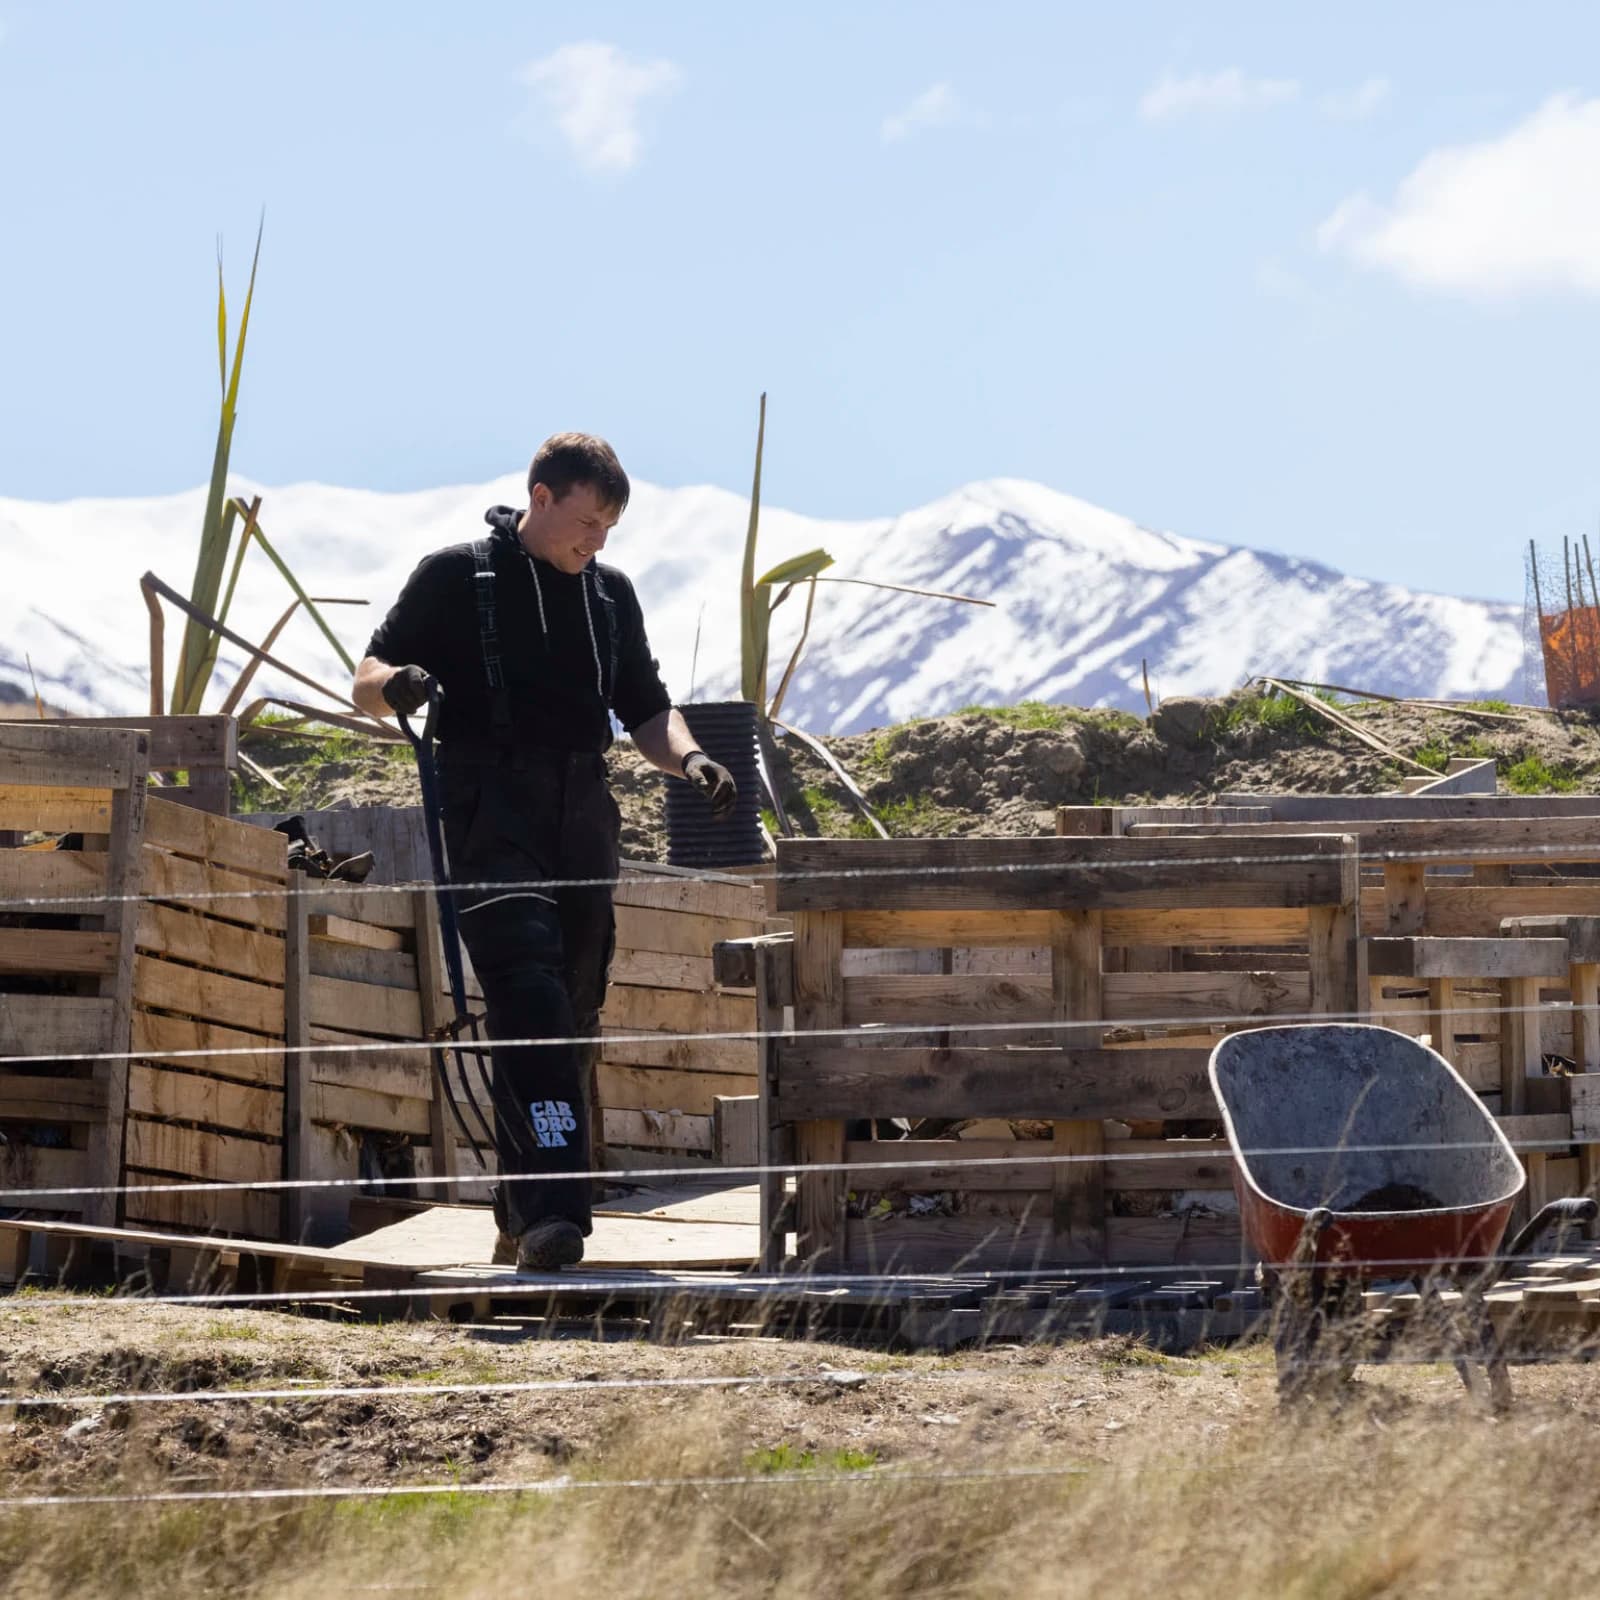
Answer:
xmin=471 ymin=538 xmax=513 ymax=734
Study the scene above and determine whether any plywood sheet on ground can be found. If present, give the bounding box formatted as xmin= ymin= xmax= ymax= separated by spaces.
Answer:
xmin=326 ymin=1200 xmax=759 ymax=1270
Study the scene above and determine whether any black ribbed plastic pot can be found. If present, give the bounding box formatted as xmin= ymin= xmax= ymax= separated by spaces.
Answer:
xmin=664 ymin=700 xmax=765 ymax=868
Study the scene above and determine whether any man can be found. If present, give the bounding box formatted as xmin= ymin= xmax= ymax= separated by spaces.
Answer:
xmin=353 ymin=433 xmax=736 ymax=1269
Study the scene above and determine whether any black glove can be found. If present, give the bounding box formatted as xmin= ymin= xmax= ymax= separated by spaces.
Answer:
xmin=683 ymin=751 xmax=737 ymax=821
xmin=382 ymin=664 xmax=432 ymax=717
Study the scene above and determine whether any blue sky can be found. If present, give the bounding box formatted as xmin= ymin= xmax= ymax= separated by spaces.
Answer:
xmin=3 ymin=2 xmax=1600 ymax=601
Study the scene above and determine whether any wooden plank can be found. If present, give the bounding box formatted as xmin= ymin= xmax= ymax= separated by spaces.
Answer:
xmin=838 ymin=969 xmax=1311 ymax=1029
xmin=1056 ymin=804 xmax=1272 ymax=836
xmin=1367 ymin=937 xmax=1571 ymax=981
xmin=601 ymin=1106 xmax=713 ymax=1153
xmin=134 ymin=953 xmax=283 ymax=1038
xmin=124 ymin=1117 xmax=280 ymax=1184
xmin=412 ymin=889 xmax=459 ymax=1204
xmin=840 ymin=906 xmax=1309 ymax=951
xmin=754 ymin=939 xmax=790 ymax=1272
xmin=713 ymin=1095 xmax=759 ymax=1166
xmin=308 ymin=912 xmax=405 ymax=952
xmin=310 ymin=1081 xmax=431 ymax=1136
xmin=1365 ymin=884 xmax=1600 ymax=937
xmin=308 ymin=973 xmax=422 ymax=1039
xmin=598 ymin=1031 xmax=755 ymax=1075
xmin=127 ymin=1063 xmax=281 ymax=1137
xmin=597 ymin=1061 xmax=749 ymax=1118
xmin=307 ymin=1036 xmax=431 ymax=1099
xmin=0 ymin=928 xmax=116 ymax=977
xmin=1383 ymin=862 xmax=1426 ymax=935
xmin=283 ymin=880 xmax=312 ymax=1242
xmin=0 ymin=722 xmax=146 ymax=788
xmin=43 ymin=714 xmax=236 ymax=774
xmin=775 ymin=1045 xmax=1216 ymax=1122
xmin=1134 ymin=814 xmax=1600 ymax=866
xmin=1500 ymin=976 xmax=1543 ymax=1117
xmin=1052 ymin=908 xmax=1104 ymax=1261
xmin=0 ymin=849 xmax=107 ymax=914
xmin=140 ymin=847 xmax=287 ymax=932
xmin=144 ymin=795 xmax=285 ymax=879
xmin=1503 ymin=915 xmax=1600 ymax=967
xmin=308 ymin=939 xmax=418 ymax=991
xmin=0 ymin=786 xmax=113 ymax=834
xmin=1217 ymin=791 xmax=1600 ymax=821
xmin=0 ymin=995 xmax=115 ymax=1061
xmin=0 ymin=1072 xmax=107 ymax=1121
xmin=840 ymin=1138 xmax=1233 ymax=1192
xmin=135 ymin=901 xmax=286 ymax=985
xmin=598 ymin=982 xmax=754 ymax=1037
xmin=123 ymin=1177 xmax=280 ymax=1241
xmin=615 ymin=905 xmax=765 ymax=960
xmin=791 ymin=909 xmax=845 ymax=1261
xmin=614 ymin=874 xmax=767 ymax=921
xmin=0 ymin=1145 xmax=89 ymax=1206
xmin=87 ymin=763 xmax=147 ymax=1227
xmin=133 ymin=1010 xmax=285 ymax=1088
xmin=1103 ymin=970 xmax=1310 ymax=1024
xmin=300 ymin=887 xmax=418 ymax=930
xmin=776 ymin=835 xmax=1355 ymax=914
xmin=609 ymin=948 xmax=716 ymax=992
xmin=324 ymin=1200 xmax=759 ymax=1269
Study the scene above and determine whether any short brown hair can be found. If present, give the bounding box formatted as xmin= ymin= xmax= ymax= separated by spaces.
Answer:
xmin=528 ymin=433 xmax=630 ymax=513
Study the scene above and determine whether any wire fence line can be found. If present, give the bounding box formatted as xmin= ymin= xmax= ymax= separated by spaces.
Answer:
xmin=0 ymin=990 xmax=1581 ymax=1070
xmin=10 ymin=1334 xmax=1600 ymax=1414
xmin=0 ymin=1371 xmax=856 ymax=1412
xmin=0 ymin=1128 xmax=1584 ymax=1206
xmin=0 ymin=1461 xmax=1099 ymax=1514
xmin=5 ymin=1239 xmax=1599 ymax=1316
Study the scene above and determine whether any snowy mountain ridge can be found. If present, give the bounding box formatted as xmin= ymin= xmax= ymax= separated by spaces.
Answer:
xmin=0 ymin=474 xmax=1526 ymax=734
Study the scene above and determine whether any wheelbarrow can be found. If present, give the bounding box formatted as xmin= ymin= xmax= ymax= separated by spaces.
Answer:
xmin=1209 ymin=1024 xmax=1597 ymax=1406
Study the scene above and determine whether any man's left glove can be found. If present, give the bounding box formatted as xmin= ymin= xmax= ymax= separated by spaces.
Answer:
xmin=683 ymin=751 xmax=737 ymax=821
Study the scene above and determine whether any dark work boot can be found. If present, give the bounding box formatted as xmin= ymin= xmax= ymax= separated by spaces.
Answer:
xmin=516 ymin=1219 xmax=585 ymax=1270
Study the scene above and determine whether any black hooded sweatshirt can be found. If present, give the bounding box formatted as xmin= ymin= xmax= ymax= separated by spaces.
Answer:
xmin=366 ymin=506 xmax=672 ymax=752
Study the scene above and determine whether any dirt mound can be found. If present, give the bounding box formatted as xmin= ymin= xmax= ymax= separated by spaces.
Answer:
xmin=233 ymin=692 xmax=1600 ymax=863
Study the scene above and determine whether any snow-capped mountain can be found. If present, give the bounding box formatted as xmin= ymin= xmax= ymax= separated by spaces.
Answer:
xmin=0 ymin=475 xmax=1527 ymax=734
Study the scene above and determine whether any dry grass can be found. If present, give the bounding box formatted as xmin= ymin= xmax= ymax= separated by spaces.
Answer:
xmin=5 ymin=1301 xmax=1600 ymax=1599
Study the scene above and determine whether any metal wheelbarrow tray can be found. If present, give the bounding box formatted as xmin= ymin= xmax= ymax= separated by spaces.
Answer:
xmin=1208 ymin=1024 xmax=1595 ymax=1404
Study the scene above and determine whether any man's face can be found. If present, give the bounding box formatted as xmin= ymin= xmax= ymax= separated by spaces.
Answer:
xmin=519 ymin=482 xmax=620 ymax=575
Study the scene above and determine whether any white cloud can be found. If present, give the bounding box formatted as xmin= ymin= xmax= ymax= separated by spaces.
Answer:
xmin=1320 ymin=77 xmax=1390 ymax=120
xmin=1318 ymin=92 xmax=1600 ymax=297
xmin=517 ymin=41 xmax=681 ymax=175
xmin=882 ymin=83 xmax=960 ymax=144
xmin=1138 ymin=68 xmax=1299 ymax=122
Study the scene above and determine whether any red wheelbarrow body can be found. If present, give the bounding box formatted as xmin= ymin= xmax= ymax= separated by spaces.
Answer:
xmin=1209 ymin=1024 xmax=1525 ymax=1277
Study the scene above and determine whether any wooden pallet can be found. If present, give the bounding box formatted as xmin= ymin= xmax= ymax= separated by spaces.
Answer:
xmin=741 ymin=831 xmax=1361 ymax=1276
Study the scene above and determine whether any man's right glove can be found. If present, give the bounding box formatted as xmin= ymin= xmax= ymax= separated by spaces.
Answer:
xmin=683 ymin=751 xmax=737 ymax=821
xmin=382 ymin=665 xmax=432 ymax=717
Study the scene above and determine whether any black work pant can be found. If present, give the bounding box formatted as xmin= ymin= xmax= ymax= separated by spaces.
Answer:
xmin=439 ymin=748 xmax=620 ymax=1238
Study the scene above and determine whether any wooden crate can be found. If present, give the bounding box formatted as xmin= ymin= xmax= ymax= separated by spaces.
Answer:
xmin=758 ymin=832 xmax=1361 ymax=1274
xmin=123 ymin=797 xmax=289 ymax=1240
xmin=287 ymin=885 xmax=459 ymax=1242
xmin=0 ymin=723 xmax=149 ymax=1226
xmin=598 ymin=870 xmax=767 ymax=1166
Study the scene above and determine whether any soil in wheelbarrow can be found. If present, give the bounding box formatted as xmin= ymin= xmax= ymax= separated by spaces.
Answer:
xmin=1347 ymin=1182 xmax=1444 ymax=1212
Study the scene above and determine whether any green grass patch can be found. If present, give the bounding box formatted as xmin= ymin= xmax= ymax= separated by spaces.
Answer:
xmin=1473 ymin=699 xmax=1513 ymax=713
xmin=1504 ymin=755 xmax=1581 ymax=793
xmin=747 ymin=1444 xmax=879 ymax=1474
xmin=953 ymin=701 xmax=1141 ymax=734
xmin=1205 ymin=690 xmax=1328 ymax=740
